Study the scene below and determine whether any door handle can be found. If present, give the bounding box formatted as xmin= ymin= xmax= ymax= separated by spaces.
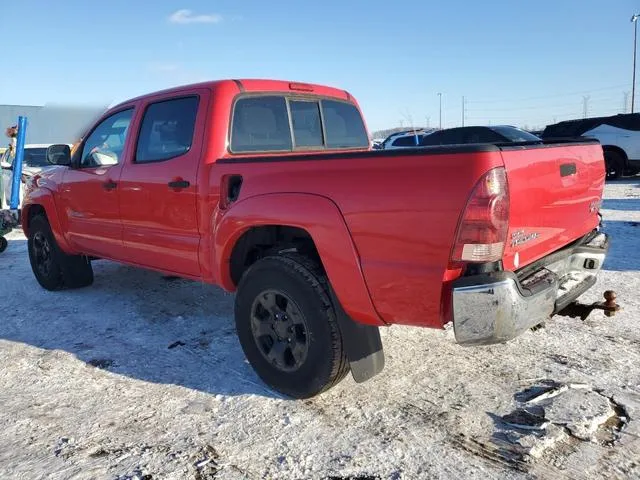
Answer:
xmin=168 ymin=180 xmax=190 ymax=189
xmin=103 ymin=180 xmax=117 ymax=191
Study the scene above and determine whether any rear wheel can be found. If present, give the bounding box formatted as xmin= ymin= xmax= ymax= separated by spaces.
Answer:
xmin=28 ymin=215 xmax=93 ymax=291
xmin=0 ymin=237 xmax=7 ymax=253
xmin=235 ymin=254 xmax=349 ymax=398
xmin=604 ymin=150 xmax=625 ymax=180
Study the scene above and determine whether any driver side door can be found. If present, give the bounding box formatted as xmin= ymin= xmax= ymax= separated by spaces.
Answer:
xmin=58 ymin=106 xmax=136 ymax=259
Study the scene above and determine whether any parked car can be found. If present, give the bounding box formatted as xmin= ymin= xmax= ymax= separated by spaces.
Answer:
xmin=0 ymin=144 xmax=69 ymax=208
xmin=381 ymin=129 xmax=434 ymax=149
xmin=24 ymin=79 xmax=609 ymax=398
xmin=419 ymin=125 xmax=542 ymax=146
xmin=542 ymin=114 xmax=640 ymax=179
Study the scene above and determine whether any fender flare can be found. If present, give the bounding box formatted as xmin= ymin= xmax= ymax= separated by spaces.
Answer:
xmin=22 ymin=189 xmax=73 ymax=253
xmin=213 ymin=193 xmax=384 ymax=326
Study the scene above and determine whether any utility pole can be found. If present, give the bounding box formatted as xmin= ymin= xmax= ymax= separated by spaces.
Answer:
xmin=582 ymin=96 xmax=590 ymax=119
xmin=632 ymin=15 xmax=639 ymax=113
xmin=623 ymin=91 xmax=630 ymax=113
xmin=437 ymin=93 xmax=442 ymax=129
xmin=461 ymin=96 xmax=466 ymax=127
xmin=425 ymin=116 xmax=430 ymax=128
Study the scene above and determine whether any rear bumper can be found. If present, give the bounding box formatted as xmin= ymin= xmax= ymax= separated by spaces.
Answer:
xmin=452 ymin=232 xmax=608 ymax=346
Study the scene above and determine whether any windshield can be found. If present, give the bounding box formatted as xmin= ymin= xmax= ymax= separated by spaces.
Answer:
xmin=491 ymin=126 xmax=541 ymax=142
xmin=5 ymin=147 xmax=50 ymax=168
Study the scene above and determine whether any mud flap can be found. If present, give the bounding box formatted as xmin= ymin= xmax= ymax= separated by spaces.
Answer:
xmin=330 ymin=290 xmax=385 ymax=383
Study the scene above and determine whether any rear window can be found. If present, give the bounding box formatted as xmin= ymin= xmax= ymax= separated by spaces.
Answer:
xmin=231 ymin=96 xmax=292 ymax=152
xmin=491 ymin=126 xmax=541 ymax=142
xmin=230 ymin=95 xmax=368 ymax=153
xmin=290 ymin=100 xmax=323 ymax=147
xmin=321 ymin=100 xmax=369 ymax=148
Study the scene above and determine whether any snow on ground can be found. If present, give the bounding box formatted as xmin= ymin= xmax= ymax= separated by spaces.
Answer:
xmin=1 ymin=180 xmax=640 ymax=480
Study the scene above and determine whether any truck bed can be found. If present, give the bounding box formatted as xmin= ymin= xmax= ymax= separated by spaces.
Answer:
xmin=217 ymin=138 xmax=605 ymax=328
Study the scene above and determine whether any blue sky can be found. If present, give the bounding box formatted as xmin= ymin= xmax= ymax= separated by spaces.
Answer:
xmin=2 ymin=0 xmax=639 ymax=132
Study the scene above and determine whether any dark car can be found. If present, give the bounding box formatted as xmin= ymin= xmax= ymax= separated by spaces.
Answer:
xmin=420 ymin=125 xmax=541 ymax=146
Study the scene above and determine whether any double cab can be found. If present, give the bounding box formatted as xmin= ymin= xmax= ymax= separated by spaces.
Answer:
xmin=22 ymin=79 xmax=609 ymax=398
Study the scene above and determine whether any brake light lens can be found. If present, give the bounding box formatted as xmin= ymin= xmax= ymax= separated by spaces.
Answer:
xmin=451 ymin=167 xmax=509 ymax=263
xmin=289 ymin=82 xmax=314 ymax=92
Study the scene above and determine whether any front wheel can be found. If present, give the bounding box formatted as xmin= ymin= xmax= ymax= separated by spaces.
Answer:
xmin=235 ymin=254 xmax=349 ymax=398
xmin=28 ymin=215 xmax=94 ymax=291
xmin=0 ymin=236 xmax=7 ymax=253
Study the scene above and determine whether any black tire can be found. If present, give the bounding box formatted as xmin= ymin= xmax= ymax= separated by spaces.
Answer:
xmin=0 ymin=236 xmax=7 ymax=253
xmin=28 ymin=215 xmax=94 ymax=291
xmin=604 ymin=150 xmax=625 ymax=180
xmin=235 ymin=254 xmax=349 ymax=398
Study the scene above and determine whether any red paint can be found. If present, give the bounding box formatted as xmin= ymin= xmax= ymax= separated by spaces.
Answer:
xmin=22 ymin=79 xmax=606 ymax=330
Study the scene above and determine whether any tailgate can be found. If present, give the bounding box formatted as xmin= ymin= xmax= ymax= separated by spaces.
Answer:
xmin=500 ymin=142 xmax=605 ymax=271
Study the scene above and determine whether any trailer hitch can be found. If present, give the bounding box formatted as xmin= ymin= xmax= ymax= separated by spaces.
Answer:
xmin=557 ymin=290 xmax=621 ymax=321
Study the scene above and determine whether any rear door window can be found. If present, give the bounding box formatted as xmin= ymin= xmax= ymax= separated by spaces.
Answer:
xmin=231 ymin=96 xmax=293 ymax=152
xmin=290 ymin=100 xmax=323 ymax=147
xmin=136 ymin=96 xmax=199 ymax=163
xmin=321 ymin=100 xmax=369 ymax=148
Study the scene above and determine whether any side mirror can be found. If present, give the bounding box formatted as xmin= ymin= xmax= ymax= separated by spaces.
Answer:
xmin=46 ymin=144 xmax=71 ymax=166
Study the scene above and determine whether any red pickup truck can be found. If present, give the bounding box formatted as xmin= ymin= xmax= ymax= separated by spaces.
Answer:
xmin=22 ymin=79 xmax=609 ymax=398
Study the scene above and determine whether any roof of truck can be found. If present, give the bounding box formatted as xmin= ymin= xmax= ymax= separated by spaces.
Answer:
xmin=112 ymin=79 xmax=353 ymax=110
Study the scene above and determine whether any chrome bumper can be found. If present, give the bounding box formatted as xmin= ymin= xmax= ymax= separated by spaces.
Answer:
xmin=452 ymin=232 xmax=609 ymax=346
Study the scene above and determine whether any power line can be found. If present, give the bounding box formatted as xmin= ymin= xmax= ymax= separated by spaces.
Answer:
xmin=467 ymin=84 xmax=629 ymax=104
xmin=465 ymin=95 xmax=623 ymax=113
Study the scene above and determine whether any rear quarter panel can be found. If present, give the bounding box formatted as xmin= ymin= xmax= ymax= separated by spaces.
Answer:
xmin=214 ymin=148 xmax=503 ymax=328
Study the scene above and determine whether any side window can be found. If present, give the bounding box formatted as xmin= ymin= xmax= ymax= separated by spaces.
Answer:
xmin=80 ymin=109 xmax=133 ymax=168
xmin=231 ymin=96 xmax=292 ymax=152
xmin=321 ymin=100 xmax=369 ymax=148
xmin=392 ymin=135 xmax=421 ymax=147
xmin=136 ymin=96 xmax=199 ymax=163
xmin=290 ymin=100 xmax=323 ymax=148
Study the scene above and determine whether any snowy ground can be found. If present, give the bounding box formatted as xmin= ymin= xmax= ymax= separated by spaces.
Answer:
xmin=1 ymin=180 xmax=640 ymax=480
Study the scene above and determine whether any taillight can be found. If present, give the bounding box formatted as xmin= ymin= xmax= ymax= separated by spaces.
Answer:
xmin=450 ymin=167 xmax=509 ymax=264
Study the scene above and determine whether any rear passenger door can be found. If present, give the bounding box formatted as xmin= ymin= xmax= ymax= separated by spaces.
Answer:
xmin=118 ymin=90 xmax=210 ymax=277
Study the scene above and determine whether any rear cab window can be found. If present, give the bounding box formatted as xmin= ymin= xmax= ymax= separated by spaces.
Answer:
xmin=230 ymin=95 xmax=368 ymax=153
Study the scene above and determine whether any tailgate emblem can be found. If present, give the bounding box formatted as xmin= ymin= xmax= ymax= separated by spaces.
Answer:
xmin=511 ymin=230 xmax=539 ymax=247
